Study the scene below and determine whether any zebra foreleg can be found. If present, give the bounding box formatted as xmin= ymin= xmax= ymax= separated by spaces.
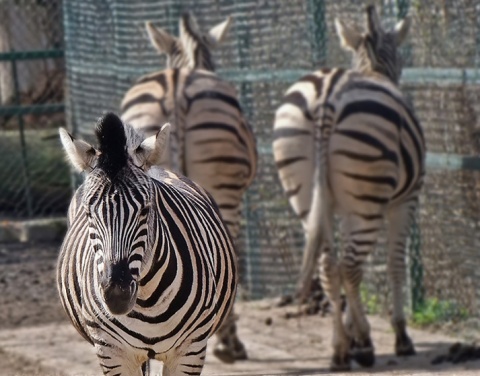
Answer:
xmin=212 ymin=309 xmax=247 ymax=363
xmin=387 ymin=202 xmax=416 ymax=357
xmin=320 ymin=252 xmax=351 ymax=371
xmin=95 ymin=343 xmax=145 ymax=376
xmin=141 ymin=360 xmax=149 ymax=376
xmin=162 ymin=341 xmax=207 ymax=376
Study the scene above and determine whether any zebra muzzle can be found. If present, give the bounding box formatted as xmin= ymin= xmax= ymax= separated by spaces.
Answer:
xmin=101 ymin=260 xmax=137 ymax=315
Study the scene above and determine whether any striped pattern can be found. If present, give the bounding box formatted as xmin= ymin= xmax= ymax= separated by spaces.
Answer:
xmin=273 ymin=6 xmax=424 ymax=371
xmin=121 ymin=68 xmax=257 ymax=246
xmin=57 ymin=113 xmax=237 ymax=375
xmin=123 ymin=13 xmax=253 ymax=362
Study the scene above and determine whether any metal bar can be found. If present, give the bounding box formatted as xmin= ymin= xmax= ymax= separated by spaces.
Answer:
xmin=0 ymin=49 xmax=64 ymax=61
xmin=67 ymin=64 xmax=480 ymax=85
xmin=11 ymin=58 xmax=33 ymax=218
xmin=0 ymin=104 xmax=65 ymax=116
xmin=220 ymin=67 xmax=480 ymax=85
xmin=307 ymin=0 xmax=327 ymax=66
xmin=258 ymin=144 xmax=480 ymax=172
xmin=426 ymin=153 xmax=480 ymax=171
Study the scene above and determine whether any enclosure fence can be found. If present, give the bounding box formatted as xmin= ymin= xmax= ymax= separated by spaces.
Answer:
xmin=0 ymin=0 xmax=68 ymax=220
xmin=2 ymin=0 xmax=480 ymax=329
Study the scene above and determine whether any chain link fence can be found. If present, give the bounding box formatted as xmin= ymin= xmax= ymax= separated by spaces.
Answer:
xmin=0 ymin=0 xmax=466 ymax=329
xmin=0 ymin=0 xmax=69 ymax=220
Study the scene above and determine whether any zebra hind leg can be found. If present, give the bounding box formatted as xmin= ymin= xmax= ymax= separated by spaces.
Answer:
xmin=387 ymin=202 xmax=417 ymax=357
xmin=340 ymin=243 xmax=376 ymax=368
xmin=320 ymin=252 xmax=352 ymax=371
xmin=213 ymin=309 xmax=247 ymax=363
xmin=344 ymin=301 xmax=374 ymax=367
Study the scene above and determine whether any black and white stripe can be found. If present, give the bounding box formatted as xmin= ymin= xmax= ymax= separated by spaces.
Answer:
xmin=122 ymin=13 xmax=255 ymax=362
xmin=273 ymin=5 xmax=424 ymax=371
xmin=121 ymin=68 xmax=257 ymax=245
xmin=57 ymin=113 xmax=237 ymax=375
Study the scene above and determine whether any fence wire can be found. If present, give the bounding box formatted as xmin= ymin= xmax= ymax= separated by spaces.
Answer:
xmin=37 ymin=0 xmax=480 ymax=327
xmin=0 ymin=0 xmax=68 ymax=220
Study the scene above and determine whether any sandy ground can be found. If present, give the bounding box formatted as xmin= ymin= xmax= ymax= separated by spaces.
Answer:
xmin=1 ymin=241 xmax=480 ymax=376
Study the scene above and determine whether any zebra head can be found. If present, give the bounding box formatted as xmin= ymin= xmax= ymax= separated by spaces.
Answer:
xmin=334 ymin=5 xmax=411 ymax=84
xmin=59 ymin=113 xmax=170 ymax=316
xmin=145 ymin=12 xmax=232 ymax=71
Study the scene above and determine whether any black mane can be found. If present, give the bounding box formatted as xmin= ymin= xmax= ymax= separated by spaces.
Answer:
xmin=95 ymin=112 xmax=128 ymax=179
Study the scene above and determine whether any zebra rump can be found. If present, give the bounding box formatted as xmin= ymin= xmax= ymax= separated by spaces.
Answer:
xmin=273 ymin=5 xmax=424 ymax=371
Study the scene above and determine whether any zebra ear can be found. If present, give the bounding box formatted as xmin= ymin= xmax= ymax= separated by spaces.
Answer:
xmin=59 ymin=128 xmax=99 ymax=173
xmin=207 ymin=16 xmax=232 ymax=46
xmin=136 ymin=123 xmax=171 ymax=170
xmin=335 ymin=18 xmax=362 ymax=51
xmin=394 ymin=16 xmax=411 ymax=46
xmin=145 ymin=21 xmax=177 ymax=55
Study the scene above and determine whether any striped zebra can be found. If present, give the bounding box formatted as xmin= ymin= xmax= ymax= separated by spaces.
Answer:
xmin=273 ymin=6 xmax=425 ymax=371
xmin=121 ymin=14 xmax=256 ymax=364
xmin=145 ymin=12 xmax=232 ymax=71
xmin=57 ymin=113 xmax=238 ymax=375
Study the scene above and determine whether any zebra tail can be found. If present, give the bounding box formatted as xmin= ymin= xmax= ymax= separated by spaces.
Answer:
xmin=296 ymin=103 xmax=335 ymax=302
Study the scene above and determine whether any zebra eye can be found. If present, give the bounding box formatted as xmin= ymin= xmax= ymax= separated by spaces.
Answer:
xmin=135 ymin=145 xmax=143 ymax=154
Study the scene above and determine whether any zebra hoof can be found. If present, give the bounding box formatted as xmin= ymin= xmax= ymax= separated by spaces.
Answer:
xmin=396 ymin=337 xmax=416 ymax=357
xmin=213 ymin=343 xmax=248 ymax=364
xmin=351 ymin=339 xmax=375 ymax=367
xmin=330 ymin=353 xmax=351 ymax=372
xmin=352 ymin=348 xmax=375 ymax=367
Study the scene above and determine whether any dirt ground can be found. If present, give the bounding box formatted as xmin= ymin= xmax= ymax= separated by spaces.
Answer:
xmin=0 ymin=241 xmax=67 ymax=376
xmin=1 ymin=241 xmax=480 ymax=376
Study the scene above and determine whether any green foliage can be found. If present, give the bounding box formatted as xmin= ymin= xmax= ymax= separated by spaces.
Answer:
xmin=0 ymin=130 xmax=71 ymax=217
xmin=412 ymin=298 xmax=469 ymax=326
xmin=360 ymin=286 xmax=381 ymax=315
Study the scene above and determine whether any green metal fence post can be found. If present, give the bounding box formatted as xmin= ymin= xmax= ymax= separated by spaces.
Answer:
xmin=307 ymin=0 xmax=327 ymax=67
xmin=11 ymin=53 xmax=33 ymax=218
xmin=409 ymin=212 xmax=425 ymax=313
xmin=395 ymin=0 xmax=425 ymax=313
xmin=231 ymin=0 xmax=261 ymax=299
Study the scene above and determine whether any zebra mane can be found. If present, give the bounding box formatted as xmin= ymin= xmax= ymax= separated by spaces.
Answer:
xmin=180 ymin=12 xmax=215 ymax=71
xmin=96 ymin=112 xmax=128 ymax=180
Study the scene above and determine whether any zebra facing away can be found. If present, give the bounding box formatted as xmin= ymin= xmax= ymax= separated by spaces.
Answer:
xmin=57 ymin=113 xmax=238 ymax=376
xmin=273 ymin=6 xmax=425 ymax=371
xmin=121 ymin=13 xmax=257 ymax=364
xmin=145 ymin=12 xmax=232 ymax=71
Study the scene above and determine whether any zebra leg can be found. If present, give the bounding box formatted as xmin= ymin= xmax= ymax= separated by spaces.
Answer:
xmin=213 ymin=308 xmax=247 ymax=363
xmin=340 ymin=251 xmax=374 ymax=367
xmin=162 ymin=342 xmax=207 ymax=376
xmin=320 ymin=251 xmax=351 ymax=371
xmin=95 ymin=343 xmax=144 ymax=376
xmin=338 ymin=213 xmax=385 ymax=368
xmin=141 ymin=360 xmax=149 ymax=376
xmin=386 ymin=202 xmax=416 ymax=357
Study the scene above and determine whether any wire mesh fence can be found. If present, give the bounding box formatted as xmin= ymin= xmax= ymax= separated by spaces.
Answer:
xmin=0 ymin=0 xmax=69 ymax=220
xmin=62 ymin=0 xmax=480 ymax=317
